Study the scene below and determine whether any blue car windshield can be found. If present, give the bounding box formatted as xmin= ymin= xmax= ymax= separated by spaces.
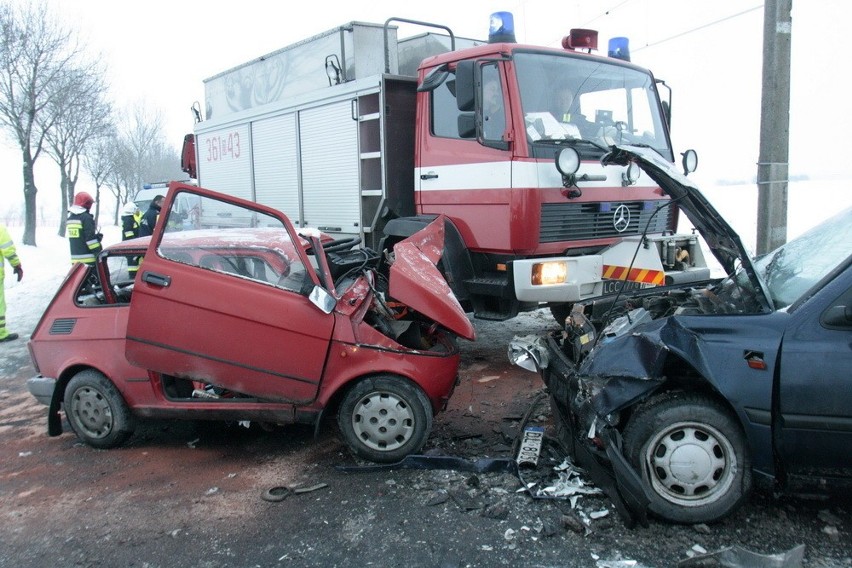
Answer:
xmin=749 ymin=207 xmax=852 ymax=309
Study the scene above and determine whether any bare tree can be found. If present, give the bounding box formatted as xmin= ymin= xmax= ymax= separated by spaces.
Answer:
xmin=143 ymin=139 xmax=185 ymax=183
xmin=42 ymin=65 xmax=113 ymax=236
xmin=106 ymin=136 xmax=136 ymax=222
xmin=102 ymin=101 xmax=185 ymax=220
xmin=121 ymin=101 xmax=164 ymax=190
xmin=0 ymin=2 xmax=80 ymax=245
xmin=84 ymin=133 xmax=122 ymax=225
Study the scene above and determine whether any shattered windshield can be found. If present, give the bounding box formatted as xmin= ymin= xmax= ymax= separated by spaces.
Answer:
xmin=751 ymin=206 xmax=852 ymax=309
xmin=513 ymin=51 xmax=672 ymax=160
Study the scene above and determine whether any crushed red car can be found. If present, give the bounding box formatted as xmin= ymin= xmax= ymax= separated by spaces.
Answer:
xmin=27 ymin=182 xmax=475 ymax=463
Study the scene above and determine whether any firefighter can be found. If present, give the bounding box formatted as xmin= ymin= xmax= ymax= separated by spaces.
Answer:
xmin=551 ymin=83 xmax=594 ymax=139
xmin=138 ymin=195 xmax=164 ymax=238
xmin=120 ymin=202 xmax=141 ymax=241
xmin=0 ymin=223 xmax=24 ymax=342
xmin=120 ymin=201 xmax=142 ymax=277
xmin=482 ymin=75 xmax=506 ymax=140
xmin=67 ymin=192 xmax=103 ymax=266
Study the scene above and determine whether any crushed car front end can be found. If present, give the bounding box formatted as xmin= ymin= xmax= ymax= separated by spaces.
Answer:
xmin=510 ymin=143 xmax=768 ymax=526
xmin=512 ymin=145 xmax=852 ymax=526
xmin=511 ymin=311 xmax=667 ymax=527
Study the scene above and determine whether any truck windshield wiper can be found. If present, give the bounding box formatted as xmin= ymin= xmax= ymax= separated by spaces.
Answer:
xmin=565 ymin=138 xmax=609 ymax=152
xmin=533 ymin=137 xmax=608 ymax=153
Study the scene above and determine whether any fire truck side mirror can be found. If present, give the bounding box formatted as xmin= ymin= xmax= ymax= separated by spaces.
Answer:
xmin=455 ymin=60 xmax=475 ymax=111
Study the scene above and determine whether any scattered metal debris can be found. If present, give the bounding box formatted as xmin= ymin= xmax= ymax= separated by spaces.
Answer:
xmin=261 ymin=482 xmax=328 ymax=503
xmin=677 ymin=543 xmax=805 ymax=568
xmin=337 ymin=454 xmax=517 ymax=475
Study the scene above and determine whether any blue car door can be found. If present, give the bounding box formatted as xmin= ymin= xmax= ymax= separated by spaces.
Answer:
xmin=777 ymin=277 xmax=852 ymax=480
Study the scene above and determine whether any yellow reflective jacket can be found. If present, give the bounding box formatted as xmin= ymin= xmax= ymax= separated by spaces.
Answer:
xmin=0 ymin=223 xmax=22 ymax=279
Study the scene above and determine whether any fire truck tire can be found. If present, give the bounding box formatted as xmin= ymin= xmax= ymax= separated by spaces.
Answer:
xmin=64 ymin=370 xmax=135 ymax=449
xmin=337 ymin=375 xmax=433 ymax=463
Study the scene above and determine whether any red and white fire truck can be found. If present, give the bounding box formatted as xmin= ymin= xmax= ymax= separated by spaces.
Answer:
xmin=181 ymin=12 xmax=708 ymax=322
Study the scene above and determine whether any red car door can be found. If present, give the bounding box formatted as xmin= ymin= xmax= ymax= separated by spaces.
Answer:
xmin=125 ymin=183 xmax=335 ymax=403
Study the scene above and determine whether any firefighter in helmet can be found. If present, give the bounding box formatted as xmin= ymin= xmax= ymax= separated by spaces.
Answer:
xmin=120 ymin=201 xmax=141 ymax=241
xmin=120 ymin=202 xmax=142 ymax=277
xmin=67 ymin=192 xmax=102 ymax=266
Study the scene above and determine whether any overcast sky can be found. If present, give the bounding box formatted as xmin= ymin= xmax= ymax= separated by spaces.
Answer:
xmin=2 ymin=0 xmax=850 ymax=218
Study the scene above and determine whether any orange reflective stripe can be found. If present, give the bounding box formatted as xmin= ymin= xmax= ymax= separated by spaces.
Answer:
xmin=602 ymin=265 xmax=665 ymax=285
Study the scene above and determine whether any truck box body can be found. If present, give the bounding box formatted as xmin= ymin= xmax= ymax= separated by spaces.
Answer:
xmin=194 ymin=74 xmax=415 ymax=244
xmin=203 ymin=22 xmax=398 ymax=120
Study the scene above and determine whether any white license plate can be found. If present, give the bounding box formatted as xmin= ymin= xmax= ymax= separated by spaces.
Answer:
xmin=516 ymin=426 xmax=545 ymax=467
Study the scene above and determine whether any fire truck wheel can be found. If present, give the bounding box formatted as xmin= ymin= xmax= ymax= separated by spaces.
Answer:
xmin=337 ymin=376 xmax=433 ymax=463
xmin=64 ymin=370 xmax=135 ymax=449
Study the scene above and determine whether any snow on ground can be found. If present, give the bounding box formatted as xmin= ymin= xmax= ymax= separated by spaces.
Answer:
xmin=1 ymin=224 xmax=121 ymax=374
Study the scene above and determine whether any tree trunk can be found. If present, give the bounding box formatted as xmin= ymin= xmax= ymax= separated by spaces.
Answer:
xmin=59 ymin=165 xmax=71 ymax=237
xmin=59 ymin=188 xmax=69 ymax=237
xmin=22 ymin=153 xmax=38 ymax=246
xmin=94 ymin=187 xmax=101 ymax=229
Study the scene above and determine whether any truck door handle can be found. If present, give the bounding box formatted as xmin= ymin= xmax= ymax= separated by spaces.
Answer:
xmin=420 ymin=172 xmax=439 ymax=180
xmin=142 ymin=271 xmax=171 ymax=288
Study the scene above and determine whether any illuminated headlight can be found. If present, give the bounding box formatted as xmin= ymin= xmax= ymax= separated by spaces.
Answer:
xmin=531 ymin=261 xmax=568 ymax=285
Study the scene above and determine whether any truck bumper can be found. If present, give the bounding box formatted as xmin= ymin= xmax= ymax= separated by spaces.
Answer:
xmin=27 ymin=376 xmax=57 ymax=406
xmin=512 ymin=255 xmax=603 ymax=303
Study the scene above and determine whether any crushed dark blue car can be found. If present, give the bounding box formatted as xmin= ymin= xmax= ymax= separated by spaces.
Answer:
xmin=510 ymin=145 xmax=852 ymax=526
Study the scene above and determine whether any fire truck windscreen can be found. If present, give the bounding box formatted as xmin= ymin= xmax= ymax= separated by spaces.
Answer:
xmin=513 ymin=51 xmax=672 ymax=162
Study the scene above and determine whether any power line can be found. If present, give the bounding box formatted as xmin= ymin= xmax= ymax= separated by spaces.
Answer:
xmin=543 ymin=3 xmax=763 ymax=51
xmin=579 ymin=0 xmax=641 ymax=28
xmin=633 ymin=5 xmax=763 ymax=52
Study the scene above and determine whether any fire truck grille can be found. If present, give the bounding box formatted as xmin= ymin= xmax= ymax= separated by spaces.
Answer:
xmin=539 ymin=200 xmax=674 ymax=243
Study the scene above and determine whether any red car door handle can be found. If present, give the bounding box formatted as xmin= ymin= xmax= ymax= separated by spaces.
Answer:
xmin=142 ymin=271 xmax=171 ymax=288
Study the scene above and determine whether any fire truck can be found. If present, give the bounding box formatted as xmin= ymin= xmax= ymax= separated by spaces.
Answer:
xmin=181 ymin=12 xmax=707 ymax=322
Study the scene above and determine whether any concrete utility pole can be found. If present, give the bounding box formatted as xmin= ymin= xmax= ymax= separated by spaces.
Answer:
xmin=756 ymin=0 xmax=793 ymax=255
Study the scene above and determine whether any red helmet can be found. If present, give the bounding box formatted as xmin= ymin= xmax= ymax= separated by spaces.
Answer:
xmin=73 ymin=192 xmax=94 ymax=209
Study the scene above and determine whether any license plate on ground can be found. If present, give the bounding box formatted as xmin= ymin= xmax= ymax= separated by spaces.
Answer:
xmin=517 ymin=426 xmax=545 ymax=467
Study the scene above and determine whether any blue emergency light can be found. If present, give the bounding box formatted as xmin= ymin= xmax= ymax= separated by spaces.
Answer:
xmin=488 ymin=12 xmax=516 ymax=43
xmin=608 ymin=37 xmax=631 ymax=62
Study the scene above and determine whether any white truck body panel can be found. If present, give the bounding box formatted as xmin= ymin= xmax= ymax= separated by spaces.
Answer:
xmin=300 ymin=101 xmax=360 ymax=233
xmin=194 ymin=76 xmax=391 ymax=241
xmin=252 ymin=113 xmax=299 ymax=220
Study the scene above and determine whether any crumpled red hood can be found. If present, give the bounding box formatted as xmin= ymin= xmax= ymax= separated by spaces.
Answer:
xmin=389 ymin=216 xmax=476 ymax=341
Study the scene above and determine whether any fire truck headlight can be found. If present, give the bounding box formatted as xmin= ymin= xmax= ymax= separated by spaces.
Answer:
xmin=555 ymin=148 xmax=580 ymax=176
xmin=531 ymin=261 xmax=568 ymax=285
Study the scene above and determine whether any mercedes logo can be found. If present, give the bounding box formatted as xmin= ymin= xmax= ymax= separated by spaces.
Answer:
xmin=613 ymin=204 xmax=631 ymax=233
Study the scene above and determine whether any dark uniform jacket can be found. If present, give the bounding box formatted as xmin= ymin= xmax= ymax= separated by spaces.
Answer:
xmin=138 ymin=204 xmax=161 ymax=238
xmin=121 ymin=213 xmax=140 ymax=241
xmin=67 ymin=206 xmax=102 ymax=265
